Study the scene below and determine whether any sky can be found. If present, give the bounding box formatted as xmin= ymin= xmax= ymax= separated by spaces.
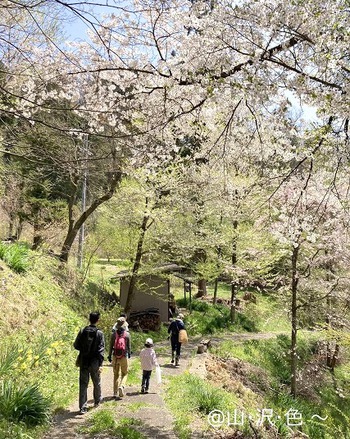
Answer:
xmin=61 ymin=7 xmax=100 ymax=42
xmin=60 ymin=2 xmax=319 ymax=126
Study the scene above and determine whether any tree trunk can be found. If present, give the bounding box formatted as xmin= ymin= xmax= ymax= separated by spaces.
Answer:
xmin=197 ymin=278 xmax=207 ymax=297
xmin=213 ymin=278 xmax=218 ymax=305
xmin=59 ymin=171 xmax=121 ymax=262
xmin=330 ymin=343 xmax=340 ymax=372
xmin=326 ymin=295 xmax=332 ymax=369
xmin=230 ymin=220 xmax=238 ymax=323
xmin=325 ymin=256 xmax=334 ymax=369
xmin=60 ymin=225 xmax=81 ymax=262
xmin=32 ymin=224 xmax=43 ymax=250
xmin=16 ymin=218 xmax=23 ymax=240
xmin=230 ymin=282 xmax=237 ymax=323
xmin=124 ymin=200 xmax=151 ymax=315
xmin=290 ymin=244 xmax=299 ymax=398
xmin=8 ymin=216 xmax=14 ymax=239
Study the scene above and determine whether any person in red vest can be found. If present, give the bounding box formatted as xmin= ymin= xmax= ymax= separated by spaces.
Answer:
xmin=108 ymin=317 xmax=131 ymax=398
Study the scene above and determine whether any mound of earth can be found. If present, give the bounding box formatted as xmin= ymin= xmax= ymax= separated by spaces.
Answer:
xmin=206 ymin=355 xmax=271 ymax=396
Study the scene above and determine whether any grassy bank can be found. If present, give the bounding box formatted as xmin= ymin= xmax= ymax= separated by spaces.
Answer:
xmin=0 ymin=244 xmax=104 ymax=439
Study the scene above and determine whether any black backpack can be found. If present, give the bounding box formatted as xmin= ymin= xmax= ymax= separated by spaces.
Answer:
xmin=79 ymin=326 xmax=98 ymax=359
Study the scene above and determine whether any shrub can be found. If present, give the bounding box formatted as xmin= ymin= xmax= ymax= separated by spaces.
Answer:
xmin=189 ymin=300 xmax=210 ymax=313
xmin=191 ymin=382 xmax=224 ymax=414
xmin=0 ymin=380 xmax=50 ymax=426
xmin=0 ymin=243 xmax=30 ymax=273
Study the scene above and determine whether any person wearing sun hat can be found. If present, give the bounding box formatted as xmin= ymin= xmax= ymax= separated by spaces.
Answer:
xmin=108 ymin=316 xmax=131 ymax=398
xmin=108 ymin=316 xmax=128 ymax=362
xmin=139 ymin=337 xmax=159 ymax=394
xmin=167 ymin=313 xmax=185 ymax=366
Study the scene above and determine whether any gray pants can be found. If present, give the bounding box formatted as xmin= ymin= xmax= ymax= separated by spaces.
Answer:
xmin=79 ymin=359 xmax=101 ymax=409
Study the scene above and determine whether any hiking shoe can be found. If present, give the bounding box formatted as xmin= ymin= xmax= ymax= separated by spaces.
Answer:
xmin=171 ymin=358 xmax=174 ymax=364
xmin=94 ymin=397 xmax=103 ymax=407
xmin=145 ymin=389 xmax=149 ymax=394
xmin=141 ymin=387 xmax=145 ymax=394
xmin=79 ymin=407 xmax=88 ymax=414
xmin=118 ymin=386 xmax=125 ymax=397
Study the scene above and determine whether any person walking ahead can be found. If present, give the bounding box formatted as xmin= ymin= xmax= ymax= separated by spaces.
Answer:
xmin=168 ymin=313 xmax=185 ymax=367
xmin=74 ymin=311 xmax=104 ymax=414
xmin=139 ymin=338 xmax=159 ymax=394
xmin=108 ymin=317 xmax=131 ymax=398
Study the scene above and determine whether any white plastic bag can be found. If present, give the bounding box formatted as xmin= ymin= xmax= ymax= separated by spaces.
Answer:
xmin=155 ymin=365 xmax=162 ymax=384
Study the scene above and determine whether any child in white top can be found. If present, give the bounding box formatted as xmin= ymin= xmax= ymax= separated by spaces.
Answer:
xmin=139 ymin=338 xmax=159 ymax=393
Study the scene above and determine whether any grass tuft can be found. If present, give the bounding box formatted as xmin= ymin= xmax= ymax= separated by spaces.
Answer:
xmin=78 ymin=408 xmax=146 ymax=438
xmin=0 ymin=243 xmax=30 ymax=273
xmin=0 ymin=380 xmax=50 ymax=426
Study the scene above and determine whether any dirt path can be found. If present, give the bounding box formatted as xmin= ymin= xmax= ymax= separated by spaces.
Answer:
xmin=44 ymin=332 xmax=283 ymax=439
xmin=44 ymin=338 xmax=201 ymax=439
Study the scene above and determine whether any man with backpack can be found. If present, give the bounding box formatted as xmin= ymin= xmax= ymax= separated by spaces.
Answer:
xmin=107 ymin=317 xmax=131 ymax=398
xmin=74 ymin=311 xmax=105 ymax=414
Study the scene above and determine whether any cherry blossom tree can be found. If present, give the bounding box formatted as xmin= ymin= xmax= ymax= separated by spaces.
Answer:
xmin=268 ymin=160 xmax=350 ymax=396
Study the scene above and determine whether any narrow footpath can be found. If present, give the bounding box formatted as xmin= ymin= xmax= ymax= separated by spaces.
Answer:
xmin=44 ymin=332 xmax=282 ymax=439
xmin=44 ymin=339 xmax=200 ymax=439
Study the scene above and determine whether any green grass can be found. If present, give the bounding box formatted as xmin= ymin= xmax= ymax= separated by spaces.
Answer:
xmin=78 ymin=406 xmax=147 ymax=439
xmin=0 ymin=253 xmax=86 ymax=439
xmin=177 ymin=291 xmax=290 ymax=336
xmin=125 ymin=401 xmax=150 ymax=412
xmin=177 ymin=298 xmax=258 ymax=334
xmin=1 ymin=250 xmax=349 ymax=439
xmin=0 ymin=242 xmax=30 ymax=273
xmin=211 ymin=333 xmax=319 ymax=385
xmin=165 ymin=372 xmax=239 ymax=438
xmin=128 ymin=358 xmax=142 ymax=385
xmin=210 ymin=333 xmax=350 ymax=438
xmin=0 ymin=381 xmax=51 ymax=426
xmin=177 ymin=284 xmax=290 ymax=334
xmin=242 ymin=293 xmax=290 ymax=332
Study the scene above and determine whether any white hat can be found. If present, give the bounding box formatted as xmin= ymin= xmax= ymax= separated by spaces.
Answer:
xmin=116 ymin=317 xmax=126 ymax=328
xmin=145 ymin=338 xmax=153 ymax=346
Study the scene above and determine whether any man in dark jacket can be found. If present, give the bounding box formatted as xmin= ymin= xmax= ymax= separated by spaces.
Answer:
xmin=74 ymin=311 xmax=104 ymax=414
xmin=168 ymin=313 xmax=185 ymax=366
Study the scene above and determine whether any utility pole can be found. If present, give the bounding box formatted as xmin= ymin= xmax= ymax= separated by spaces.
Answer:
xmin=77 ymin=134 xmax=88 ymax=269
